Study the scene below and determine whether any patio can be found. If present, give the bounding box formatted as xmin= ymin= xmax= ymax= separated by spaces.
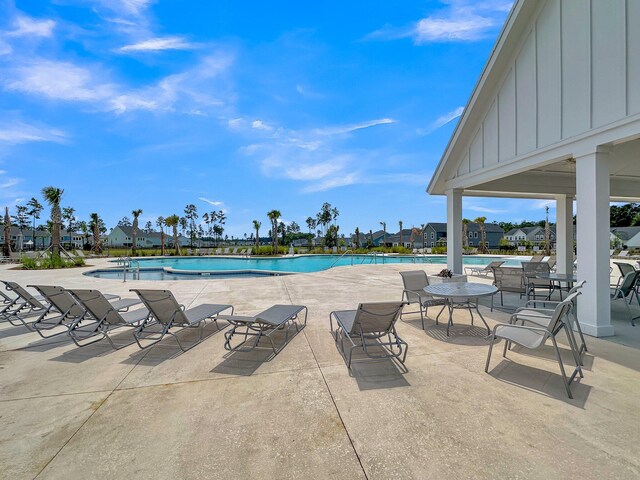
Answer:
xmin=1 ymin=260 xmax=639 ymax=479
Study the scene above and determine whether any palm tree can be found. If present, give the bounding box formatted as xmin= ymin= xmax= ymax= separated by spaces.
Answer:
xmin=3 ymin=207 xmax=10 ymax=256
xmin=398 ymin=220 xmax=403 ymax=247
xmin=89 ymin=213 xmax=102 ymax=254
xmin=354 ymin=227 xmax=361 ymax=249
xmin=41 ymin=186 xmax=64 ymax=256
xmin=462 ymin=218 xmax=470 ymax=248
xmin=165 ymin=215 xmax=181 ymax=255
xmin=252 ymin=220 xmax=261 ymax=249
xmin=544 ymin=206 xmax=551 ymax=255
xmin=306 ymin=216 xmax=316 ymax=247
xmin=156 ymin=216 xmax=166 ymax=256
xmin=379 ymin=221 xmax=386 ymax=248
xmin=267 ymin=210 xmax=281 ymax=254
xmin=131 ymin=209 xmax=142 ymax=255
xmin=474 ymin=216 xmax=487 ymax=253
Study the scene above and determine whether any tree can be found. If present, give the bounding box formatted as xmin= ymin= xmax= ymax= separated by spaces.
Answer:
xmin=131 ymin=209 xmax=142 ymax=255
xmin=156 ymin=216 xmax=166 ymax=256
xmin=165 ymin=215 xmax=181 ymax=255
xmin=117 ymin=216 xmax=132 ymax=227
xmin=330 ymin=206 xmax=339 ymax=227
xmin=462 ymin=218 xmax=470 ymax=248
xmin=380 ymin=221 xmax=386 ymax=248
xmin=267 ymin=210 xmax=281 ymax=253
xmin=398 ymin=220 xmax=403 ymax=247
xmin=544 ymin=206 xmax=551 ymax=256
xmin=144 ymin=221 xmax=153 ymax=234
xmin=305 ymin=216 xmax=316 ymax=247
xmin=3 ymin=207 xmax=10 ymax=256
xmin=12 ymin=205 xmax=29 ymax=230
xmin=27 ymin=198 xmax=43 ymax=251
xmin=89 ymin=212 xmax=102 ymax=254
xmin=42 ymin=186 xmax=64 ymax=256
xmin=184 ymin=204 xmax=198 ymax=246
xmin=366 ymin=229 xmax=374 ymax=249
xmin=317 ymin=203 xmax=332 ymax=236
xmin=474 ymin=216 xmax=487 ymax=253
xmin=325 ymin=224 xmax=339 ymax=248
xmin=279 ymin=221 xmax=286 ymax=246
xmin=179 ymin=217 xmax=188 ymax=237
xmin=410 ymin=226 xmax=421 ymax=249
xmin=252 ymin=220 xmax=261 ymax=248
xmin=354 ymin=227 xmax=361 ymax=249
xmin=62 ymin=206 xmax=76 ymax=232
xmin=77 ymin=220 xmax=89 ymax=249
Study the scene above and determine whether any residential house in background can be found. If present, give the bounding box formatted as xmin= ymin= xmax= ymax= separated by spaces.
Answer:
xmin=610 ymin=226 xmax=640 ymax=249
xmin=504 ymin=226 xmax=557 ymax=246
xmin=423 ymin=222 xmax=504 ymax=249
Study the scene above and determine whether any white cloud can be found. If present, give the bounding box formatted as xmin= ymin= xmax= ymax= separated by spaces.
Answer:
xmin=119 ymin=36 xmax=198 ymax=52
xmin=251 ymin=120 xmax=273 ymax=131
xmin=313 ymin=118 xmax=395 ymax=136
xmin=366 ymin=1 xmax=513 ymax=44
xmin=530 ymin=199 xmax=555 ymax=210
xmin=0 ymin=122 xmax=69 ymax=145
xmin=284 ymin=161 xmax=346 ymax=181
xmin=418 ymin=106 xmax=464 ymax=135
xmin=96 ymin=0 xmax=154 ymax=17
xmin=199 ymin=197 xmax=223 ymax=206
xmin=302 ymin=173 xmax=361 ymax=193
xmin=465 ymin=205 xmax=508 ymax=214
xmin=7 ymin=15 xmax=56 ymax=38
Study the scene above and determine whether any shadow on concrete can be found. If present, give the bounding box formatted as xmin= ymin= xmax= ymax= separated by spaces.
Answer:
xmin=488 ymin=359 xmax=591 ymax=408
xmin=348 ymin=358 xmax=411 ymax=391
xmin=211 ymin=326 xmax=303 ymax=376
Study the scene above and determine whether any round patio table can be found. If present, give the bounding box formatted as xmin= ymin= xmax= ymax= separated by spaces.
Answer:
xmin=423 ymin=282 xmax=497 ymax=336
xmin=536 ymin=273 xmax=578 ymax=300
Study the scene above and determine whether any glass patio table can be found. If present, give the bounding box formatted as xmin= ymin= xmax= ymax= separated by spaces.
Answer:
xmin=423 ymin=282 xmax=497 ymax=336
xmin=536 ymin=273 xmax=578 ymax=300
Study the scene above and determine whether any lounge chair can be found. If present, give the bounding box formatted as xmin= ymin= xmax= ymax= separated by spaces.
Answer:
xmin=512 ymin=282 xmax=588 ymax=362
xmin=330 ymin=302 xmax=408 ymax=368
xmin=529 ymin=255 xmax=545 ymax=263
xmin=245 ymin=248 xmax=252 ymax=257
xmin=220 ymin=304 xmax=307 ymax=356
xmin=546 ymin=255 xmax=557 ymax=270
xmin=611 ymin=270 xmax=640 ymax=326
xmin=27 ymin=285 xmax=120 ymax=338
xmin=465 ymin=260 xmax=504 ymax=277
xmin=66 ymin=289 xmax=148 ymax=349
xmin=129 ymin=289 xmax=234 ymax=351
xmin=222 ymin=247 xmax=230 ymax=255
xmin=399 ymin=270 xmax=447 ymax=329
xmin=485 ymin=293 xmax=583 ymax=399
xmin=618 ymin=250 xmax=629 ymax=258
xmin=214 ymin=248 xmax=222 ymax=255
xmin=231 ymin=247 xmax=239 ymax=255
xmin=0 ymin=281 xmax=48 ymax=328
xmin=491 ymin=266 xmax=525 ymax=309
xmin=238 ymin=249 xmax=247 ymax=256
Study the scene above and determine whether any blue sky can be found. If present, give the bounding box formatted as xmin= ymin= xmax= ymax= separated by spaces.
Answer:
xmin=0 ymin=0 xmax=558 ymax=238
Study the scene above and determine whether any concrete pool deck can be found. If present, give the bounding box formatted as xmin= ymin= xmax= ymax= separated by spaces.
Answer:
xmin=1 ymin=259 xmax=639 ymax=479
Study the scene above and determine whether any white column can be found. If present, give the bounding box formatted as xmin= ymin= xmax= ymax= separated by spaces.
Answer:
xmin=555 ymin=194 xmax=574 ymax=275
xmin=446 ymin=188 xmax=463 ymax=274
xmin=576 ymin=147 xmax=613 ymax=337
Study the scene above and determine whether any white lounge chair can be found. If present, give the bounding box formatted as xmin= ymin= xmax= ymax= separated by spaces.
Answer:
xmin=465 ymin=260 xmax=504 ymax=277
xmin=399 ymin=270 xmax=446 ymax=329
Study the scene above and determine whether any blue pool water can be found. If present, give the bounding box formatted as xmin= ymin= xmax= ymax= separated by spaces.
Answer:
xmin=85 ymin=254 xmax=524 ymax=280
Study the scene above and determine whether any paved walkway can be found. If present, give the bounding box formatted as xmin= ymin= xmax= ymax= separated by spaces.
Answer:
xmin=0 ymin=260 xmax=639 ymax=479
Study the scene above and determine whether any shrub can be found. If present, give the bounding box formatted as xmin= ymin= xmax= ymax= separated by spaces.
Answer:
xmin=20 ymin=254 xmax=85 ymax=270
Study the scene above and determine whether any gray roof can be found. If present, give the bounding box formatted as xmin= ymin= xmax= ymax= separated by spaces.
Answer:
xmin=611 ymin=226 xmax=640 ymax=241
xmin=428 ymin=222 xmax=504 ymax=234
xmin=113 ymin=225 xmax=163 ymax=238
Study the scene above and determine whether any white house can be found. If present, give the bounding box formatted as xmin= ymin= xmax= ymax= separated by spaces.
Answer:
xmin=610 ymin=226 xmax=640 ymax=249
xmin=427 ymin=0 xmax=640 ymax=337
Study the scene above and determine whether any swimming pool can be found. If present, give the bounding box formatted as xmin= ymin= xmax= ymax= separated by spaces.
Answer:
xmin=84 ymin=254 xmax=523 ymax=280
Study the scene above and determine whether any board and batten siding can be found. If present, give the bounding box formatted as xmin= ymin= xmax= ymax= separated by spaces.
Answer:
xmin=451 ymin=0 xmax=639 ymax=180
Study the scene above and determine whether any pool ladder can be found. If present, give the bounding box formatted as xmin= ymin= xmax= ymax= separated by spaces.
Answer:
xmin=330 ymin=250 xmax=354 ymax=268
xmin=120 ymin=257 xmax=140 ymax=282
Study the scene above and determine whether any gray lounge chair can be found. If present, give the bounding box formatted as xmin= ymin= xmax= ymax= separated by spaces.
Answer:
xmin=465 ymin=260 xmax=504 ymax=277
xmin=27 ymin=285 xmax=120 ymax=338
xmin=485 ymin=293 xmax=583 ymax=399
xmin=67 ymin=289 xmax=148 ymax=349
xmin=613 ymin=262 xmax=637 ymax=289
xmin=521 ymin=261 xmax=555 ymax=303
xmin=529 ymin=255 xmax=545 ymax=262
xmin=611 ymin=270 xmax=640 ymax=326
xmin=130 ymin=289 xmax=234 ymax=351
xmin=399 ymin=270 xmax=447 ymax=329
xmin=0 ymin=281 xmax=49 ymax=329
xmin=220 ymin=304 xmax=307 ymax=356
xmin=330 ymin=301 xmax=408 ymax=368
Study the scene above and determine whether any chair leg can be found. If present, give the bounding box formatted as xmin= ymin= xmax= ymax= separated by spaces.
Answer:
xmin=485 ymin=335 xmax=496 ymax=372
xmin=551 ymin=336 xmax=573 ymax=399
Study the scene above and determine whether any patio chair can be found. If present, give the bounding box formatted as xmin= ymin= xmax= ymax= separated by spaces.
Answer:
xmin=611 ymin=270 xmax=640 ymax=326
xmin=618 ymin=250 xmax=629 ymax=258
xmin=219 ymin=304 xmax=308 ymax=356
xmin=485 ymin=293 xmax=583 ymax=399
xmin=464 ymin=260 xmax=504 ymax=277
xmin=491 ymin=266 xmax=525 ymax=310
xmin=529 ymin=255 xmax=545 ymax=262
xmin=238 ymin=249 xmax=247 ymax=256
xmin=245 ymin=248 xmax=252 ymax=257
xmin=66 ymin=289 xmax=149 ymax=349
xmin=26 ymin=285 xmax=121 ymax=338
xmin=0 ymin=281 xmax=49 ymax=328
xmin=222 ymin=247 xmax=230 ymax=255
xmin=521 ymin=261 xmax=555 ymax=303
xmin=330 ymin=302 xmax=408 ymax=368
xmin=399 ymin=270 xmax=447 ymax=329
xmin=129 ymin=289 xmax=234 ymax=351
xmin=512 ymin=284 xmax=588 ymax=363
xmin=546 ymin=255 xmax=557 ymax=270
xmin=613 ymin=262 xmax=637 ymax=289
